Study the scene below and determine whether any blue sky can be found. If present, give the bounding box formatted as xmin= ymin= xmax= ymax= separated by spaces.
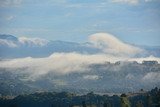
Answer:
xmin=0 ymin=0 xmax=160 ymax=46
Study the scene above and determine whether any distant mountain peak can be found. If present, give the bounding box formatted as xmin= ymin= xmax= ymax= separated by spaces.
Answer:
xmin=0 ymin=34 xmax=18 ymax=41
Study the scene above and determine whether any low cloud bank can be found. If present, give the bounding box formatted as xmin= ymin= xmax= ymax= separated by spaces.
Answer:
xmin=0 ymin=52 xmax=160 ymax=77
xmin=0 ymin=53 xmax=127 ymax=77
xmin=0 ymin=52 xmax=159 ymax=92
xmin=89 ymin=33 xmax=143 ymax=56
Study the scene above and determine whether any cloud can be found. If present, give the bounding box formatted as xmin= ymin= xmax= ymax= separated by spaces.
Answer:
xmin=0 ymin=51 xmax=159 ymax=91
xmin=144 ymin=0 xmax=159 ymax=2
xmin=89 ymin=33 xmax=143 ymax=56
xmin=0 ymin=33 xmax=160 ymax=92
xmin=111 ymin=0 xmax=139 ymax=5
xmin=18 ymin=37 xmax=49 ymax=47
xmin=83 ymin=75 xmax=100 ymax=80
xmin=5 ymin=15 xmax=14 ymax=21
xmin=0 ymin=52 xmax=129 ymax=79
xmin=0 ymin=52 xmax=160 ymax=78
xmin=0 ymin=39 xmax=17 ymax=47
xmin=129 ymin=55 xmax=160 ymax=63
xmin=0 ymin=36 xmax=49 ymax=47
xmin=0 ymin=33 xmax=143 ymax=57
xmin=0 ymin=0 xmax=22 ymax=7
xmin=111 ymin=0 xmax=159 ymax=4
xmin=142 ymin=72 xmax=160 ymax=83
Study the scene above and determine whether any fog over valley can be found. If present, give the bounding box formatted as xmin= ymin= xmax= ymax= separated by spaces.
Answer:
xmin=0 ymin=33 xmax=160 ymax=96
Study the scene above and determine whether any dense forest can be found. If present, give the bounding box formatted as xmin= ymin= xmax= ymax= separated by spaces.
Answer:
xmin=0 ymin=87 xmax=159 ymax=107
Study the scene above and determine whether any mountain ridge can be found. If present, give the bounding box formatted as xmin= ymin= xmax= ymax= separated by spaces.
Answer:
xmin=0 ymin=34 xmax=160 ymax=58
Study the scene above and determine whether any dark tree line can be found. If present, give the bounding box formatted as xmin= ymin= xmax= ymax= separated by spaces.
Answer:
xmin=0 ymin=87 xmax=160 ymax=107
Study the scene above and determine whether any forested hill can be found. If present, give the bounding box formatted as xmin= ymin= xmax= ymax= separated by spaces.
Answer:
xmin=0 ymin=87 xmax=160 ymax=107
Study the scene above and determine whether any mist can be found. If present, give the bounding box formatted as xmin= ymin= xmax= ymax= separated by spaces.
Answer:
xmin=0 ymin=33 xmax=160 ymax=92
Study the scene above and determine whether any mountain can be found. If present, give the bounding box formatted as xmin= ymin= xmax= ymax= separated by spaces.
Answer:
xmin=0 ymin=34 xmax=160 ymax=58
xmin=0 ymin=34 xmax=101 ymax=58
xmin=0 ymin=61 xmax=160 ymax=96
xmin=138 ymin=45 xmax=160 ymax=57
xmin=0 ymin=34 xmax=18 ymax=41
xmin=0 ymin=87 xmax=160 ymax=107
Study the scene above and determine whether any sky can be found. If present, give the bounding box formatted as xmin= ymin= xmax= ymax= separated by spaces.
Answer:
xmin=0 ymin=0 xmax=160 ymax=46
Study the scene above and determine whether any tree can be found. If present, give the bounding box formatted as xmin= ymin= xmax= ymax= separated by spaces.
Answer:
xmin=69 ymin=104 xmax=73 ymax=107
xmin=121 ymin=93 xmax=127 ymax=97
xmin=135 ymin=101 xmax=144 ymax=107
xmin=146 ymin=94 xmax=152 ymax=107
xmin=103 ymin=101 xmax=112 ymax=107
xmin=9 ymin=104 xmax=18 ymax=107
xmin=140 ymin=89 xmax=144 ymax=92
xmin=82 ymin=101 xmax=87 ymax=107
xmin=103 ymin=102 xmax=108 ymax=107
xmin=155 ymin=88 xmax=160 ymax=107
xmin=120 ymin=94 xmax=131 ymax=107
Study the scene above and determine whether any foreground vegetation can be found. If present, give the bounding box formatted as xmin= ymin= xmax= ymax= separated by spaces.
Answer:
xmin=0 ymin=87 xmax=160 ymax=107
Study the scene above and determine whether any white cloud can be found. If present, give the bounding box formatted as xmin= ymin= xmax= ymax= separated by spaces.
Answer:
xmin=0 ymin=0 xmax=22 ymax=7
xmin=142 ymin=72 xmax=160 ymax=83
xmin=129 ymin=55 xmax=160 ymax=63
xmin=0 ymin=50 xmax=159 ymax=90
xmin=0 ymin=36 xmax=49 ymax=47
xmin=145 ymin=0 xmax=151 ymax=2
xmin=144 ymin=0 xmax=158 ymax=2
xmin=5 ymin=15 xmax=14 ymax=21
xmin=111 ymin=0 xmax=159 ymax=4
xmin=0 ymin=39 xmax=17 ymax=47
xmin=89 ymin=33 xmax=143 ymax=56
xmin=0 ymin=51 xmax=160 ymax=79
xmin=0 ymin=33 xmax=143 ymax=56
xmin=18 ymin=37 xmax=49 ymax=47
xmin=0 ymin=52 xmax=128 ymax=78
xmin=112 ymin=0 xmax=139 ymax=5
xmin=83 ymin=75 xmax=100 ymax=80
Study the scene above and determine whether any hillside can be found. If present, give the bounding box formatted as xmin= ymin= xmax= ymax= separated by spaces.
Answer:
xmin=0 ymin=87 xmax=160 ymax=107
